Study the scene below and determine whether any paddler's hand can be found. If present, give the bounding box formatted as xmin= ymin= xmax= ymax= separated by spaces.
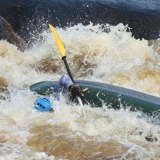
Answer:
xmin=69 ymin=84 xmax=88 ymax=97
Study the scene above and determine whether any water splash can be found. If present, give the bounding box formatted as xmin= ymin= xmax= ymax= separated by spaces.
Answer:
xmin=0 ymin=23 xmax=160 ymax=159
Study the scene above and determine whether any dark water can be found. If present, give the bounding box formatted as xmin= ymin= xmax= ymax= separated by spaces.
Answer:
xmin=0 ymin=0 xmax=160 ymax=43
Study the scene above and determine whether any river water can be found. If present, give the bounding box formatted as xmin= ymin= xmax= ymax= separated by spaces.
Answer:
xmin=0 ymin=23 xmax=160 ymax=160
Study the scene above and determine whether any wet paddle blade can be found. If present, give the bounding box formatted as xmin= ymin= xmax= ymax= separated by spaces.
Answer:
xmin=49 ymin=24 xmax=65 ymax=57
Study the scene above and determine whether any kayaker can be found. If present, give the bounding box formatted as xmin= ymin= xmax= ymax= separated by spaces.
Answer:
xmin=34 ymin=74 xmax=88 ymax=112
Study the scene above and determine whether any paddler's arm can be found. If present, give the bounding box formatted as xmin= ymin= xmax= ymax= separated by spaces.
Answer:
xmin=54 ymin=74 xmax=73 ymax=100
xmin=54 ymin=74 xmax=88 ymax=100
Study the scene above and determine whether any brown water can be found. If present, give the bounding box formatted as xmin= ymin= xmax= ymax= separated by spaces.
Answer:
xmin=0 ymin=23 xmax=160 ymax=160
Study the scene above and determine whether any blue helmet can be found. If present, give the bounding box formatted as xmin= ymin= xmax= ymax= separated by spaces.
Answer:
xmin=34 ymin=97 xmax=53 ymax=112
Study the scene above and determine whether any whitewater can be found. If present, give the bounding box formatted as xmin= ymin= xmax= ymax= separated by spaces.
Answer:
xmin=0 ymin=23 xmax=160 ymax=160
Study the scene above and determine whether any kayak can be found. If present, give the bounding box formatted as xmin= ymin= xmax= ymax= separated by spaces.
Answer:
xmin=30 ymin=80 xmax=160 ymax=116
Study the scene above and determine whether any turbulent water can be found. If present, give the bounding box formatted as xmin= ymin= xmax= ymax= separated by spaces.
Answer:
xmin=0 ymin=23 xmax=160 ymax=160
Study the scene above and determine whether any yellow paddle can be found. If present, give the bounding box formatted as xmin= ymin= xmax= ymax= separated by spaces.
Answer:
xmin=49 ymin=24 xmax=84 ymax=108
xmin=49 ymin=24 xmax=65 ymax=57
xmin=49 ymin=24 xmax=75 ymax=83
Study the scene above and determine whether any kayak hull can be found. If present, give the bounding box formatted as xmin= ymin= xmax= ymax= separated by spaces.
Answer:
xmin=30 ymin=80 xmax=160 ymax=115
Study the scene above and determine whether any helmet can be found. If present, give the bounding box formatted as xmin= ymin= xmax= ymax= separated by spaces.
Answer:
xmin=34 ymin=97 xmax=53 ymax=112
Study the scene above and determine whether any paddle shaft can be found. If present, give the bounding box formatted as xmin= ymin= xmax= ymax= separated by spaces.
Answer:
xmin=62 ymin=56 xmax=84 ymax=109
xmin=62 ymin=56 xmax=75 ymax=84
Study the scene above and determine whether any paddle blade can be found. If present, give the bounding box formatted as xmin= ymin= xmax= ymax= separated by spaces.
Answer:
xmin=49 ymin=24 xmax=65 ymax=57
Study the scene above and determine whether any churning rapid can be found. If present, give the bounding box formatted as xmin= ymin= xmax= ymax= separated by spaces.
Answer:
xmin=0 ymin=23 xmax=160 ymax=159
